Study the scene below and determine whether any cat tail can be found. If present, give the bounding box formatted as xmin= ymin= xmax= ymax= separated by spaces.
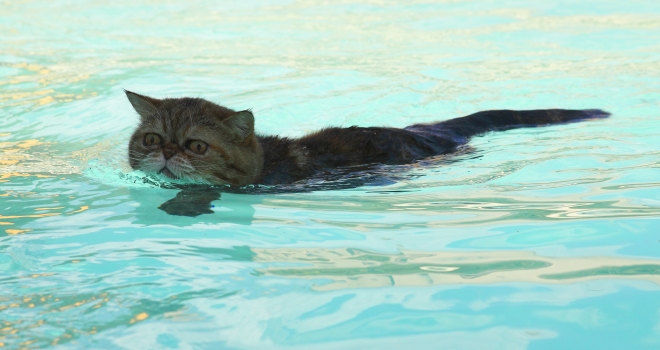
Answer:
xmin=406 ymin=109 xmax=610 ymax=142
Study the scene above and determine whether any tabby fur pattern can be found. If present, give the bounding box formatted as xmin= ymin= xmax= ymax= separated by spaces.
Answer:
xmin=126 ymin=90 xmax=609 ymax=186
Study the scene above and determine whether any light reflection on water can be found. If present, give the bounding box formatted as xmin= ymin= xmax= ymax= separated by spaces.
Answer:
xmin=253 ymin=248 xmax=660 ymax=290
xmin=2 ymin=0 xmax=660 ymax=348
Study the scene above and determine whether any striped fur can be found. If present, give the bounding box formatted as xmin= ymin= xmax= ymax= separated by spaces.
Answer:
xmin=126 ymin=91 xmax=609 ymax=186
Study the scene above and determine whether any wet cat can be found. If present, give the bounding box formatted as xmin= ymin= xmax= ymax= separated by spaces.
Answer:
xmin=126 ymin=90 xmax=609 ymax=186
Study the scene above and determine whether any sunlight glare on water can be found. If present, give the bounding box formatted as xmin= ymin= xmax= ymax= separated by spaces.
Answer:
xmin=1 ymin=0 xmax=660 ymax=348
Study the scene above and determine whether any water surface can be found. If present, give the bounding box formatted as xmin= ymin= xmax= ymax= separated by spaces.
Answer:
xmin=2 ymin=0 xmax=660 ymax=348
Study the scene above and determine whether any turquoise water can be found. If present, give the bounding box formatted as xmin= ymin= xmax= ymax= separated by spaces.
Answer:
xmin=2 ymin=0 xmax=660 ymax=348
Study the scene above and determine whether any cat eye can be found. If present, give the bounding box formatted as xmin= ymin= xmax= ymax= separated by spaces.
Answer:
xmin=186 ymin=140 xmax=208 ymax=155
xmin=144 ymin=133 xmax=162 ymax=146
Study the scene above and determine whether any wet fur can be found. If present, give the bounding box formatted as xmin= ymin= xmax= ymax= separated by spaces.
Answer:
xmin=127 ymin=92 xmax=262 ymax=185
xmin=126 ymin=91 xmax=609 ymax=186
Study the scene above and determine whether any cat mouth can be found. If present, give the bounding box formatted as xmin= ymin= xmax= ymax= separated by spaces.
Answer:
xmin=158 ymin=167 xmax=176 ymax=179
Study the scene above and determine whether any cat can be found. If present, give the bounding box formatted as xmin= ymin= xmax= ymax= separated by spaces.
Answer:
xmin=126 ymin=90 xmax=609 ymax=187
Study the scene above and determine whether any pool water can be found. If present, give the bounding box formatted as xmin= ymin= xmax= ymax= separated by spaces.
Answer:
xmin=2 ymin=0 xmax=660 ymax=348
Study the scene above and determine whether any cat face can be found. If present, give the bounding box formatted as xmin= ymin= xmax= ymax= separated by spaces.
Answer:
xmin=126 ymin=91 xmax=262 ymax=186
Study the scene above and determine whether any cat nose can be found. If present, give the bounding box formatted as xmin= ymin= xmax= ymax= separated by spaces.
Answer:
xmin=162 ymin=143 xmax=180 ymax=160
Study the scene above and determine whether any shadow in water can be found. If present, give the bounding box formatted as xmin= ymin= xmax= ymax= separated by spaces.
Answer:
xmin=128 ymin=187 xmax=259 ymax=225
xmin=138 ymin=146 xmax=481 ymax=218
xmin=158 ymin=189 xmax=221 ymax=217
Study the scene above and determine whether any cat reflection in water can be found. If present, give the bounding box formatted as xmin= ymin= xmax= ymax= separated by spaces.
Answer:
xmin=126 ymin=90 xmax=609 ymax=187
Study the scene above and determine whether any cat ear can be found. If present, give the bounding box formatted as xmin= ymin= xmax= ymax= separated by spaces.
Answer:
xmin=124 ymin=90 xmax=161 ymax=119
xmin=223 ymin=110 xmax=254 ymax=142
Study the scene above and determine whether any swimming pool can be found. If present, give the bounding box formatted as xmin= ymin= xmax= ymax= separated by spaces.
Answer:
xmin=2 ymin=0 xmax=660 ymax=348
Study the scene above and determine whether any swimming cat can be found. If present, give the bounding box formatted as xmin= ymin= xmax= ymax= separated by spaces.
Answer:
xmin=126 ymin=90 xmax=609 ymax=186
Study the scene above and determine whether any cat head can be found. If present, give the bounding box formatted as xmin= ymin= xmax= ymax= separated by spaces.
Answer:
xmin=125 ymin=90 xmax=262 ymax=186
